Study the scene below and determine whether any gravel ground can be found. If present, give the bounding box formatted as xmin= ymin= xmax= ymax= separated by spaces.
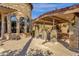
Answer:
xmin=0 ymin=36 xmax=78 ymax=56
xmin=27 ymin=38 xmax=78 ymax=56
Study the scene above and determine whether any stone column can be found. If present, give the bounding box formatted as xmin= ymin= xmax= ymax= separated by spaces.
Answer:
xmin=69 ymin=16 xmax=79 ymax=49
xmin=1 ymin=14 xmax=5 ymax=39
xmin=42 ymin=23 xmax=45 ymax=39
xmin=16 ymin=16 xmax=20 ymax=34
xmin=75 ymin=16 xmax=79 ymax=49
xmin=7 ymin=14 xmax=11 ymax=34
xmin=29 ymin=18 xmax=32 ymax=34
xmin=7 ymin=14 xmax=11 ymax=39
xmin=24 ymin=18 xmax=27 ymax=33
xmin=51 ymin=19 xmax=57 ymax=42
xmin=35 ymin=25 xmax=38 ymax=38
xmin=53 ymin=19 xmax=55 ymax=29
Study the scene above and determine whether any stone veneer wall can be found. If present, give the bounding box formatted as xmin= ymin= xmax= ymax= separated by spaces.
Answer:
xmin=69 ymin=16 xmax=79 ymax=49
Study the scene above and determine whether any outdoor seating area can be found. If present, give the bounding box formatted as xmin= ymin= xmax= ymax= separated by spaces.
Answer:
xmin=0 ymin=3 xmax=79 ymax=56
xmin=32 ymin=4 xmax=79 ymax=51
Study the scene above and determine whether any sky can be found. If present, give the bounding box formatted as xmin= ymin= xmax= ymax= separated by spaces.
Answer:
xmin=32 ymin=3 xmax=76 ymax=19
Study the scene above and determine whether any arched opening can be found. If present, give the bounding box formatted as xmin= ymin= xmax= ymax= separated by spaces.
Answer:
xmin=11 ymin=15 xmax=17 ymax=33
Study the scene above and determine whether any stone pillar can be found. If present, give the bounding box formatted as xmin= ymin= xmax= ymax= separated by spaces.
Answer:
xmin=42 ymin=24 xmax=45 ymax=39
xmin=7 ymin=14 xmax=11 ymax=34
xmin=7 ymin=14 xmax=11 ymax=39
xmin=24 ymin=18 xmax=27 ymax=33
xmin=16 ymin=16 xmax=20 ymax=35
xmin=35 ymin=25 xmax=38 ymax=38
xmin=53 ymin=19 xmax=55 ymax=29
xmin=29 ymin=18 xmax=32 ymax=34
xmin=75 ymin=16 xmax=79 ymax=49
xmin=1 ymin=14 xmax=5 ymax=39
xmin=69 ymin=16 xmax=79 ymax=49
xmin=51 ymin=19 xmax=57 ymax=42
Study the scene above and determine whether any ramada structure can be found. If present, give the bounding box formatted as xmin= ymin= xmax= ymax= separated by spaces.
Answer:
xmin=33 ymin=4 xmax=79 ymax=50
xmin=0 ymin=3 xmax=33 ymax=40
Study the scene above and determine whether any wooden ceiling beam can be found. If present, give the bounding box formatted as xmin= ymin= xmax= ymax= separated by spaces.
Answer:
xmin=41 ymin=16 xmax=68 ymax=23
xmin=35 ymin=21 xmax=53 ymax=25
